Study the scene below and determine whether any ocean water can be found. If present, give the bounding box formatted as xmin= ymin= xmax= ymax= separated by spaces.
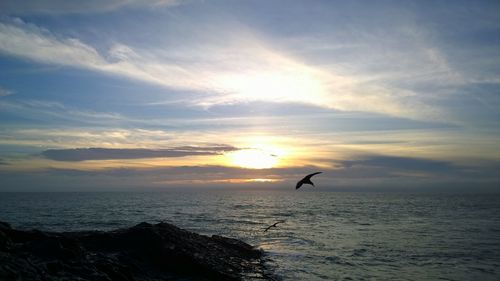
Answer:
xmin=0 ymin=190 xmax=499 ymax=280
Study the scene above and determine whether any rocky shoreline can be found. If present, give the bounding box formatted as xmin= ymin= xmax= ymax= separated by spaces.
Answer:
xmin=0 ymin=221 xmax=276 ymax=281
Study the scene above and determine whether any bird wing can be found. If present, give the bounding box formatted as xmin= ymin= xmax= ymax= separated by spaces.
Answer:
xmin=264 ymin=221 xmax=285 ymax=232
xmin=296 ymin=172 xmax=322 ymax=189
xmin=295 ymin=180 xmax=304 ymax=189
xmin=303 ymin=172 xmax=322 ymax=181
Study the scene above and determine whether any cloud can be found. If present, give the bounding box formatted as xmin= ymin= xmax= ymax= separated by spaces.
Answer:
xmin=0 ymin=87 xmax=14 ymax=97
xmin=37 ymin=165 xmax=319 ymax=186
xmin=0 ymin=19 xmax=103 ymax=67
xmin=0 ymin=126 xmax=241 ymax=151
xmin=0 ymin=99 xmax=129 ymax=128
xmin=0 ymin=164 xmax=313 ymax=191
xmin=41 ymin=146 xmax=238 ymax=161
xmin=0 ymin=0 xmax=181 ymax=14
xmin=0 ymin=19 xmax=200 ymax=91
xmin=2 ymin=159 xmax=499 ymax=192
xmin=1 ymin=96 xmax=451 ymax=135
xmin=0 ymin=18 xmax=447 ymax=121
xmin=340 ymin=155 xmax=455 ymax=174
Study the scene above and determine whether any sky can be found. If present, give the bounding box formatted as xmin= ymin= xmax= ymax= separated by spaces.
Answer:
xmin=1 ymin=0 xmax=499 ymax=191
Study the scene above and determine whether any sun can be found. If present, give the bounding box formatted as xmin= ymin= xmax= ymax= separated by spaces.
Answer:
xmin=230 ymin=148 xmax=279 ymax=169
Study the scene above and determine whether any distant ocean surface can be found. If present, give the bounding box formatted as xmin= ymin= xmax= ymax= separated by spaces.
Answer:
xmin=1 ymin=190 xmax=499 ymax=280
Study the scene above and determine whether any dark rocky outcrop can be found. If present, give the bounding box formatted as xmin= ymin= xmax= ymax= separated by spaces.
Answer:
xmin=0 ymin=221 xmax=275 ymax=281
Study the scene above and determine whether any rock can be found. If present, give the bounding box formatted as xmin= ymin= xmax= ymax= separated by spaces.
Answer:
xmin=0 ymin=221 xmax=276 ymax=281
xmin=0 ymin=221 xmax=11 ymax=230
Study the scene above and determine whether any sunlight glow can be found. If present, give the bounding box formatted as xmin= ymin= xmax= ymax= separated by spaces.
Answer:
xmin=222 ymin=70 xmax=327 ymax=103
xmin=230 ymin=148 xmax=279 ymax=169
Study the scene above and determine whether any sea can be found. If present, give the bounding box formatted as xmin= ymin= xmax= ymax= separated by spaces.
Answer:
xmin=1 ymin=189 xmax=499 ymax=281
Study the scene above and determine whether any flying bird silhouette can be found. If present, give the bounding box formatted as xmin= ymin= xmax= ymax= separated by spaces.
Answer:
xmin=263 ymin=220 xmax=285 ymax=232
xmin=296 ymin=172 xmax=322 ymax=190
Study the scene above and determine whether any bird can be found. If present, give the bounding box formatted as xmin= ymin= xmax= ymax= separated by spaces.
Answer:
xmin=263 ymin=220 xmax=285 ymax=232
xmin=296 ymin=172 xmax=322 ymax=190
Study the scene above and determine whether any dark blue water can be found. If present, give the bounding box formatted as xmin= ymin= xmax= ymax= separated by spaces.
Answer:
xmin=1 ymin=190 xmax=499 ymax=280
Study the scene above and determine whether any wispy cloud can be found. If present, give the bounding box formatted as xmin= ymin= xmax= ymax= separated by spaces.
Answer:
xmin=0 ymin=127 xmax=180 ymax=149
xmin=0 ymin=99 xmax=125 ymax=126
xmin=0 ymin=0 xmax=181 ymax=15
xmin=41 ymin=146 xmax=238 ymax=161
xmin=0 ymin=19 xmax=199 ymax=91
xmin=0 ymin=18 xmax=447 ymax=121
xmin=0 ymin=87 xmax=14 ymax=97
